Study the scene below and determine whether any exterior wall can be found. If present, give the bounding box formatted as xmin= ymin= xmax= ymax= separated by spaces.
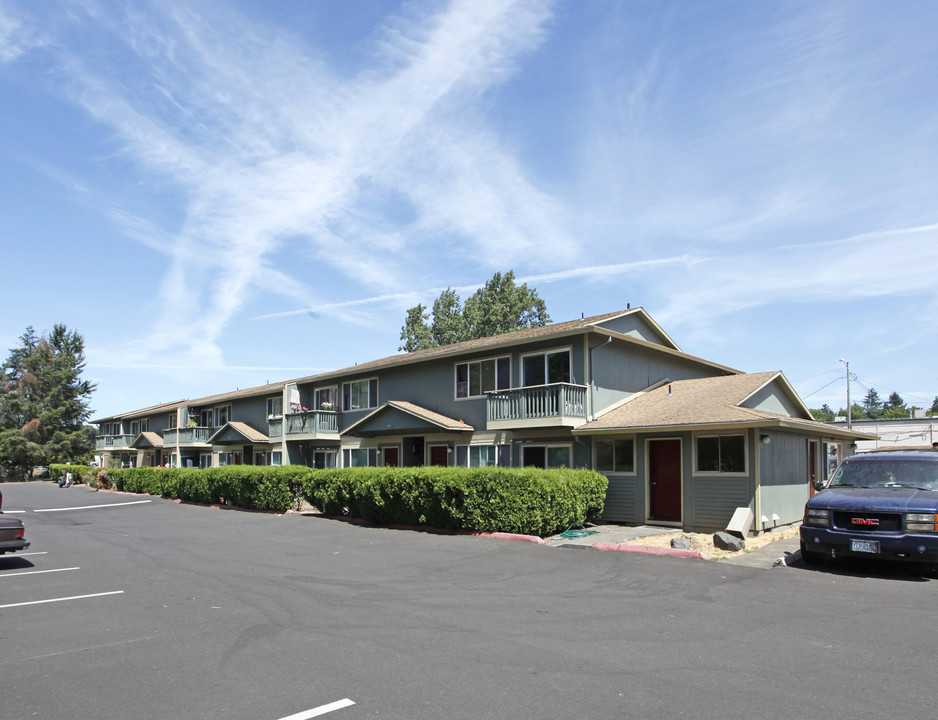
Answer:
xmin=757 ymin=429 xmax=817 ymax=528
xmin=594 ymin=314 xmax=673 ymax=346
xmin=743 ymin=383 xmax=801 ymax=416
xmin=590 ymin=343 xmax=726 ymax=416
xmin=839 ymin=417 xmax=938 ymax=452
xmin=599 ymin=429 xmax=759 ymax=532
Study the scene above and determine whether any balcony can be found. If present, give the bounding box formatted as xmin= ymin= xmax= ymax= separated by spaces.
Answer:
xmin=162 ymin=426 xmax=212 ymax=446
xmin=487 ymin=383 xmax=587 ymax=430
xmin=95 ymin=434 xmax=136 ymax=451
xmin=270 ymin=410 xmax=339 ymax=440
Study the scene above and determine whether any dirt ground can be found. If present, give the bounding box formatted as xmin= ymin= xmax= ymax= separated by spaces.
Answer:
xmin=621 ymin=525 xmax=802 ymax=560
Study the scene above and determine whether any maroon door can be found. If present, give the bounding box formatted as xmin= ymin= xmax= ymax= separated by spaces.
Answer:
xmin=429 ymin=445 xmax=449 ymax=467
xmin=649 ymin=439 xmax=682 ymax=521
xmin=384 ymin=447 xmax=399 ymax=467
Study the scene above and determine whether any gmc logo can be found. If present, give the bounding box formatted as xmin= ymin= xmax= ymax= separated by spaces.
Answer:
xmin=851 ymin=517 xmax=879 ymax=526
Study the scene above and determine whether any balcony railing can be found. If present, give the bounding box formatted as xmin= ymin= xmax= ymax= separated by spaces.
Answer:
xmin=162 ymin=426 xmax=211 ymax=445
xmin=487 ymin=383 xmax=587 ymax=427
xmin=95 ymin=434 xmax=136 ymax=451
xmin=287 ymin=410 xmax=338 ymax=435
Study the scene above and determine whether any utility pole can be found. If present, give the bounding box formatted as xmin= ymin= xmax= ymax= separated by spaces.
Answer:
xmin=839 ymin=358 xmax=851 ymax=430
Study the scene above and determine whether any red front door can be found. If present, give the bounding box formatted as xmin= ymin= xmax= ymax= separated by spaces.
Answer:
xmin=384 ymin=447 xmax=399 ymax=467
xmin=649 ymin=439 xmax=682 ymax=521
xmin=429 ymin=445 xmax=449 ymax=467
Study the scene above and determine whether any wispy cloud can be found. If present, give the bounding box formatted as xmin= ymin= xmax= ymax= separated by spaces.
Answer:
xmin=23 ymin=0 xmax=565 ymax=368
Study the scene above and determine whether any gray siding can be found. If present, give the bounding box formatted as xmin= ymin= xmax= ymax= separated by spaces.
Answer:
xmin=744 ymin=382 xmax=802 ymax=417
xmin=601 ymin=476 xmax=639 ymax=523
xmin=594 ymin=314 xmax=673 ymax=347
xmin=758 ymin=430 xmax=811 ymax=526
xmin=690 ymin=478 xmax=751 ymax=530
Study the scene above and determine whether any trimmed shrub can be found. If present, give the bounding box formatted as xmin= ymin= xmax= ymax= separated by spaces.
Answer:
xmin=301 ymin=466 xmax=607 ymax=537
xmin=105 ymin=465 xmax=311 ymax=512
xmin=49 ymin=464 xmax=94 ymax=485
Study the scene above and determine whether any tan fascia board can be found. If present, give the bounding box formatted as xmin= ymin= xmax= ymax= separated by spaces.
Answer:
xmin=92 ymin=399 xmax=187 ymax=423
xmin=575 ymin=417 xmax=878 ymax=437
xmin=775 ymin=418 xmax=879 ymax=441
xmin=738 ymin=371 xmax=815 ymax=420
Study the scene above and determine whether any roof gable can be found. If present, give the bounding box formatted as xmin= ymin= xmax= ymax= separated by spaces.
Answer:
xmin=207 ymin=421 xmax=270 ymax=445
xmin=342 ymin=401 xmax=473 ymax=437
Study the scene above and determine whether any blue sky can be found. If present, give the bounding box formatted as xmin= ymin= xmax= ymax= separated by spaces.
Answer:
xmin=1 ymin=0 xmax=936 ymax=419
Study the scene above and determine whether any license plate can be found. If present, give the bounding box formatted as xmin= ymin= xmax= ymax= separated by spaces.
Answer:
xmin=851 ymin=538 xmax=880 ymax=554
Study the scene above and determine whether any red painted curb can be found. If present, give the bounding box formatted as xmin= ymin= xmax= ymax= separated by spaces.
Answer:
xmin=592 ymin=542 xmax=709 ymax=560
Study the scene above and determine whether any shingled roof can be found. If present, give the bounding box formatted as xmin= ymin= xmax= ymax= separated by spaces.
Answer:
xmin=577 ymin=371 xmax=870 ymax=440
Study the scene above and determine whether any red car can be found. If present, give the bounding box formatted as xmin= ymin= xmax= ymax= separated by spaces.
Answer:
xmin=0 ymin=489 xmax=31 ymax=555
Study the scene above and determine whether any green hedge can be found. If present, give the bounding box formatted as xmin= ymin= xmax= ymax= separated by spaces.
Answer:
xmin=49 ymin=464 xmax=96 ymax=485
xmin=301 ymin=466 xmax=607 ymax=537
xmin=79 ymin=465 xmax=607 ymax=536
xmin=102 ymin=465 xmax=308 ymax=512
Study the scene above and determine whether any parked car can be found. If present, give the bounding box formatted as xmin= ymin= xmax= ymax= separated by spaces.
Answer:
xmin=0 ymin=488 xmax=31 ymax=555
xmin=800 ymin=450 xmax=938 ymax=566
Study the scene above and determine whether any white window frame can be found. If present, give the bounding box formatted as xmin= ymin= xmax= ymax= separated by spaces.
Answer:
xmin=315 ymin=386 xmax=338 ymax=411
xmin=594 ymin=437 xmax=636 ymax=474
xmin=267 ymin=397 xmax=283 ymax=418
xmin=455 ymin=444 xmax=511 ymax=468
xmin=342 ymin=378 xmax=378 ymax=412
xmin=694 ymin=433 xmax=748 ymax=476
xmin=521 ymin=346 xmax=572 ymax=387
xmin=266 ymin=451 xmax=282 ymax=466
xmin=455 ymin=356 xmax=511 ymax=399
xmin=167 ymin=414 xmax=177 ymax=430
xmin=200 ymin=453 xmax=213 ymax=469
xmin=343 ymin=447 xmax=378 ymax=467
xmin=214 ymin=405 xmax=231 ymax=427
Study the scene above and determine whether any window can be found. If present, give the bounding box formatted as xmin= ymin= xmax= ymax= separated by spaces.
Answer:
xmin=200 ymin=454 xmax=212 ymax=469
xmin=214 ymin=405 xmax=231 ymax=427
xmin=315 ymin=387 xmax=337 ymax=410
xmin=522 ymin=444 xmax=571 ymax=468
xmin=266 ymin=451 xmax=282 ymax=466
xmin=313 ymin=450 xmax=336 ymax=469
xmin=200 ymin=409 xmax=213 ymax=427
xmin=522 ymin=349 xmax=571 ymax=386
xmin=267 ymin=397 xmax=283 ymax=418
xmin=167 ymin=414 xmax=177 ymax=430
xmin=596 ymin=439 xmax=634 ymax=473
xmin=455 ymin=357 xmax=510 ymax=398
xmin=342 ymin=378 xmax=378 ymax=411
xmin=456 ymin=444 xmax=511 ymax=468
xmin=343 ymin=448 xmax=378 ymax=467
xmin=696 ymin=434 xmax=746 ymax=473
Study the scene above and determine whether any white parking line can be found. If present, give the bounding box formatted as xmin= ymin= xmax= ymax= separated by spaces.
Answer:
xmin=277 ymin=699 xmax=356 ymax=719
xmin=0 ymin=566 xmax=80 ymax=578
xmin=0 ymin=590 xmax=124 ymax=609
xmin=12 ymin=551 xmax=47 ymax=557
xmin=2 ymin=509 xmax=26 ymax=514
xmin=34 ymin=500 xmax=152 ymax=512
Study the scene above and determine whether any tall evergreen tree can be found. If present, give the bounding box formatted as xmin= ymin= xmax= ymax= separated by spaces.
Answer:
xmin=0 ymin=324 xmax=96 ymax=478
xmin=399 ymin=271 xmax=550 ymax=352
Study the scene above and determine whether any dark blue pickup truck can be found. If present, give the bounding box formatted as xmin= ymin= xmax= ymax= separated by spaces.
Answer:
xmin=800 ymin=450 xmax=938 ymax=566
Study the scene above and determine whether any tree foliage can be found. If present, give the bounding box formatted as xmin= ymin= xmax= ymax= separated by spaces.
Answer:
xmin=399 ymin=271 xmax=550 ymax=352
xmin=0 ymin=324 xmax=96 ymax=478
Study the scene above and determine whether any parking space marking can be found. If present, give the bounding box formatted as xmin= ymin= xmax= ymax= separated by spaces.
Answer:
xmin=0 ymin=590 xmax=124 ymax=609
xmin=12 ymin=551 xmax=47 ymax=557
xmin=277 ymin=698 xmax=356 ymax=719
xmin=34 ymin=499 xmax=152 ymax=512
xmin=2 ymin=509 xmax=26 ymax=513
xmin=0 ymin=566 xmax=80 ymax=578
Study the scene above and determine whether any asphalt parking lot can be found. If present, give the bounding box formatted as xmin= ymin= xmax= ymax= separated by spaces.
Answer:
xmin=2 ymin=481 xmax=936 ymax=720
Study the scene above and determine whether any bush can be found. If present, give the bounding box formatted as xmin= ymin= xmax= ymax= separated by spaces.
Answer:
xmin=49 ymin=464 xmax=95 ymax=485
xmin=105 ymin=465 xmax=310 ymax=512
xmin=301 ymin=466 xmax=607 ymax=537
